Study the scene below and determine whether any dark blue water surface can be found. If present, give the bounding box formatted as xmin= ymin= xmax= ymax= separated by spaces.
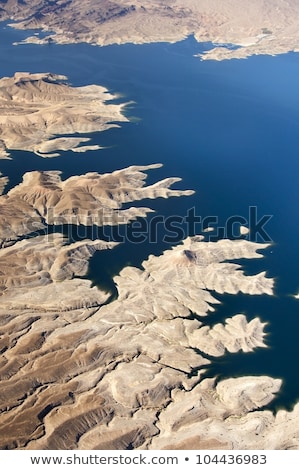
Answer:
xmin=1 ymin=25 xmax=299 ymax=411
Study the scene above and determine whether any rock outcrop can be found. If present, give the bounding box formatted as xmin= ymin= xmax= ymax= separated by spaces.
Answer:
xmin=2 ymin=1 xmax=299 ymax=60
xmin=0 ymin=72 xmax=128 ymax=159
xmin=0 ymin=199 xmax=280 ymax=449
xmin=1 ymin=163 xmax=296 ymax=450
xmin=0 ymin=164 xmax=193 ymax=247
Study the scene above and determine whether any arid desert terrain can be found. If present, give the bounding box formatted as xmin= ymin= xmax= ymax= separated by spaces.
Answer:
xmin=1 ymin=1 xmax=299 ymax=450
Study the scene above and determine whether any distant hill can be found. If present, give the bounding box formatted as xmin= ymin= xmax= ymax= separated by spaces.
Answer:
xmin=1 ymin=0 xmax=299 ymax=59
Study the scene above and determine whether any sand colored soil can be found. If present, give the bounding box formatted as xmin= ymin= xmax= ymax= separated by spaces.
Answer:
xmin=1 ymin=1 xmax=299 ymax=60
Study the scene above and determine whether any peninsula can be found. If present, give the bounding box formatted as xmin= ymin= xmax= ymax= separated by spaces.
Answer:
xmin=0 ymin=72 xmax=128 ymax=159
xmin=1 ymin=1 xmax=299 ymax=452
xmin=1 ymin=1 xmax=299 ymax=60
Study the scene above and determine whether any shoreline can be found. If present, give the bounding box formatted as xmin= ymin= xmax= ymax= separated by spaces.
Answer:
xmin=1 ymin=1 xmax=299 ymax=61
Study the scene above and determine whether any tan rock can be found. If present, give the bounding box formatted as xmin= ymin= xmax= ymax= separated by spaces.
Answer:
xmin=0 ymin=234 xmax=116 ymax=294
xmin=0 ymin=72 xmax=128 ymax=159
xmin=0 ymin=164 xmax=294 ymax=450
xmin=152 ymin=376 xmax=283 ymax=450
xmin=0 ymin=164 xmax=193 ymax=246
xmin=189 ymin=314 xmax=267 ymax=356
xmin=0 ymin=174 xmax=8 ymax=195
xmin=0 ymin=230 xmax=276 ymax=449
xmin=2 ymin=1 xmax=299 ymax=60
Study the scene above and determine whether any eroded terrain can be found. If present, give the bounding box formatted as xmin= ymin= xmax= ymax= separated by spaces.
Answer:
xmin=1 ymin=1 xmax=299 ymax=451
xmin=1 ymin=1 xmax=299 ymax=59
xmin=1 ymin=163 xmax=298 ymax=450
xmin=0 ymin=72 xmax=128 ymax=159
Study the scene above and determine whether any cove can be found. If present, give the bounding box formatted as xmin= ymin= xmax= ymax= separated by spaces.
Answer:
xmin=1 ymin=26 xmax=299 ymax=412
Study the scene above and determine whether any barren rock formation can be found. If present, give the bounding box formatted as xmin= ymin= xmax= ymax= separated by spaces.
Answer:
xmin=0 ymin=166 xmax=297 ymax=450
xmin=0 ymin=72 xmax=128 ymax=159
xmin=0 ymin=3 xmax=298 ymax=451
xmin=2 ymin=1 xmax=299 ymax=60
xmin=0 ymin=198 xmax=280 ymax=449
xmin=153 ymin=376 xmax=299 ymax=450
xmin=0 ymin=174 xmax=8 ymax=195
xmin=188 ymin=314 xmax=267 ymax=357
xmin=0 ymin=164 xmax=193 ymax=246
xmin=0 ymin=234 xmax=117 ymax=294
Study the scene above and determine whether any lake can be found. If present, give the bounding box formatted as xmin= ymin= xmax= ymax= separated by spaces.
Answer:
xmin=1 ymin=24 xmax=299 ymax=412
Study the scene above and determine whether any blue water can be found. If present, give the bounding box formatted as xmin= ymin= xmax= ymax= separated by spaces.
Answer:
xmin=1 ymin=26 xmax=299 ymax=411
